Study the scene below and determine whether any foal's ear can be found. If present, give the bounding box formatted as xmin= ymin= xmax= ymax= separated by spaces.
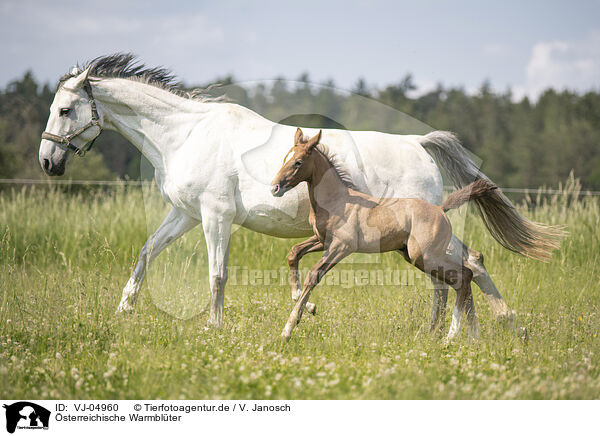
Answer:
xmin=306 ymin=130 xmax=322 ymax=150
xmin=294 ymin=128 xmax=304 ymax=145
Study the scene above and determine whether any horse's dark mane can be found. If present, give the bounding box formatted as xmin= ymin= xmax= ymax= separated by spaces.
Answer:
xmin=59 ymin=53 xmax=220 ymax=101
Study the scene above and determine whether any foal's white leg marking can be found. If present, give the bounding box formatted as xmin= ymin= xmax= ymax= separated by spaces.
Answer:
xmin=117 ymin=208 xmax=199 ymax=313
xmin=447 ymin=305 xmax=462 ymax=340
xmin=201 ymin=199 xmax=235 ymax=327
xmin=291 ymin=287 xmax=301 ymax=300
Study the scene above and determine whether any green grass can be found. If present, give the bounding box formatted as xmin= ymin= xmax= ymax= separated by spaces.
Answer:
xmin=1 ymin=176 xmax=599 ymax=399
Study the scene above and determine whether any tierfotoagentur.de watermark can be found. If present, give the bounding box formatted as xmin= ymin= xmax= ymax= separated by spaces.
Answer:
xmin=227 ymin=265 xmax=441 ymax=290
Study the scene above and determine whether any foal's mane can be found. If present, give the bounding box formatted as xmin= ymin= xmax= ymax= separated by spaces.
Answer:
xmin=59 ymin=53 xmax=223 ymax=102
xmin=312 ymin=141 xmax=358 ymax=190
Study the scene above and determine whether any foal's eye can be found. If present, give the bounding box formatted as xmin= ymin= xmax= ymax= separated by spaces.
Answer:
xmin=59 ymin=108 xmax=71 ymax=117
xmin=294 ymin=160 xmax=302 ymax=168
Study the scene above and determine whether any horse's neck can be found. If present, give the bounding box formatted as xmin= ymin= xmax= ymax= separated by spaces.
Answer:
xmin=307 ymin=152 xmax=350 ymax=215
xmin=93 ymin=78 xmax=212 ymax=174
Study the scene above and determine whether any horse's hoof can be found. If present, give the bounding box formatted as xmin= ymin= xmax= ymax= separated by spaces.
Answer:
xmin=306 ymin=302 xmax=317 ymax=315
xmin=207 ymin=317 xmax=222 ymax=328
xmin=281 ymin=332 xmax=291 ymax=342
xmin=115 ymin=304 xmax=134 ymax=314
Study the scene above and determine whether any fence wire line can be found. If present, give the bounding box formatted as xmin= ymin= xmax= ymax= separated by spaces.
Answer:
xmin=0 ymin=178 xmax=599 ymax=195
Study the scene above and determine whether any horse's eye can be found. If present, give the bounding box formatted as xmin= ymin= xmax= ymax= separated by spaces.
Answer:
xmin=59 ymin=108 xmax=71 ymax=117
xmin=294 ymin=160 xmax=302 ymax=168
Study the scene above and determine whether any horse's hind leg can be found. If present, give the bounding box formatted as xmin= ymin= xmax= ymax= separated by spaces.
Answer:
xmin=117 ymin=208 xmax=199 ymax=312
xmin=450 ymin=235 xmax=516 ymax=328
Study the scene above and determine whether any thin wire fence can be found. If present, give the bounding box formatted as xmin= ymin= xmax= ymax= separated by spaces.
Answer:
xmin=1 ymin=178 xmax=600 ymax=195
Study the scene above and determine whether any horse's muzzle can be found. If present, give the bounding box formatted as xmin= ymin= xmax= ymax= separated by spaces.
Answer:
xmin=271 ymin=184 xmax=285 ymax=197
xmin=41 ymin=158 xmax=65 ymax=176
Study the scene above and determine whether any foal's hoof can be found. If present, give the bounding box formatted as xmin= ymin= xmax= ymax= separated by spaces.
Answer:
xmin=306 ymin=302 xmax=317 ymax=315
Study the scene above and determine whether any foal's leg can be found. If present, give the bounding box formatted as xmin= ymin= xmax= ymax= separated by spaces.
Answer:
xmin=441 ymin=264 xmax=478 ymax=340
xmin=430 ymin=278 xmax=449 ymax=334
xmin=450 ymin=235 xmax=516 ymax=327
xmin=282 ymin=246 xmax=351 ymax=341
xmin=287 ymin=236 xmax=323 ymax=315
xmin=447 ymin=280 xmax=479 ymax=339
xmin=117 ymin=208 xmax=199 ymax=312
xmin=418 ymin=247 xmax=478 ymax=340
xmin=398 ymin=247 xmax=448 ymax=333
xmin=462 ymin=283 xmax=480 ymax=339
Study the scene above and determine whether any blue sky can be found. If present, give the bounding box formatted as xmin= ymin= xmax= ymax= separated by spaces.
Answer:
xmin=1 ymin=0 xmax=599 ymax=99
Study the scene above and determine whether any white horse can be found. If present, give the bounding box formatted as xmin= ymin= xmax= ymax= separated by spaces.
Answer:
xmin=39 ymin=54 xmax=562 ymax=330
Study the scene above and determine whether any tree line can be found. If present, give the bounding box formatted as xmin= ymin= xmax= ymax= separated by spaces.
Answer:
xmin=1 ymin=71 xmax=599 ymax=189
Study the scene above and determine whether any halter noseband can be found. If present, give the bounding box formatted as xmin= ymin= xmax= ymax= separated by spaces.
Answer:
xmin=41 ymin=80 xmax=102 ymax=157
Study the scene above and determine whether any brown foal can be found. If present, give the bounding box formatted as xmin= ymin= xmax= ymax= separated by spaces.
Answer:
xmin=272 ymin=128 xmax=501 ymax=341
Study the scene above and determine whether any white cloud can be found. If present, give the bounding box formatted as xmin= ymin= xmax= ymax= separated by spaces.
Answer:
xmin=515 ymin=31 xmax=600 ymax=100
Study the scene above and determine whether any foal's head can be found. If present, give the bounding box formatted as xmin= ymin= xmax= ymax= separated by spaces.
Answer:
xmin=271 ymin=128 xmax=322 ymax=197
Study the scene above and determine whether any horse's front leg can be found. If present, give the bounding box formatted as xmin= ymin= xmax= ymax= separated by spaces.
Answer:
xmin=282 ymin=246 xmax=350 ymax=341
xmin=287 ymin=235 xmax=323 ymax=315
xmin=117 ymin=207 xmax=199 ymax=312
xmin=201 ymin=200 xmax=235 ymax=327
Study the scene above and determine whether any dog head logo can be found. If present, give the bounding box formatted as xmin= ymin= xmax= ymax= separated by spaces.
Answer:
xmin=3 ymin=402 xmax=50 ymax=433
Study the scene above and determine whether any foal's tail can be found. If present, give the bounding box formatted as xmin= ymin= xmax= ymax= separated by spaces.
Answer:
xmin=421 ymin=131 xmax=566 ymax=260
xmin=442 ymin=179 xmax=498 ymax=212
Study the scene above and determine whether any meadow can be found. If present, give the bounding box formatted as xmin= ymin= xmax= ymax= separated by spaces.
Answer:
xmin=1 ymin=176 xmax=599 ymax=399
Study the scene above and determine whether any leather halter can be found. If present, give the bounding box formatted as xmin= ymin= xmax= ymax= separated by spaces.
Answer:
xmin=41 ymin=80 xmax=102 ymax=157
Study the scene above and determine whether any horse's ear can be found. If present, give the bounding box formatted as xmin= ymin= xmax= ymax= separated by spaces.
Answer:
xmin=69 ymin=67 xmax=91 ymax=90
xmin=294 ymin=128 xmax=304 ymax=145
xmin=306 ymin=130 xmax=322 ymax=150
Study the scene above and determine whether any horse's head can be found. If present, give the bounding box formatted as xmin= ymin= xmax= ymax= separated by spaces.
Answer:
xmin=271 ymin=128 xmax=321 ymax=197
xmin=39 ymin=67 xmax=102 ymax=176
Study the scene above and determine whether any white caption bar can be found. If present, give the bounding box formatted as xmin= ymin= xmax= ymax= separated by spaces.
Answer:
xmin=0 ymin=400 xmax=596 ymax=435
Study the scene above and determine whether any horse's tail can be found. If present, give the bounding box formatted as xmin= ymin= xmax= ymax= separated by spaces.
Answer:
xmin=420 ymin=131 xmax=566 ymax=260
xmin=442 ymin=179 xmax=498 ymax=212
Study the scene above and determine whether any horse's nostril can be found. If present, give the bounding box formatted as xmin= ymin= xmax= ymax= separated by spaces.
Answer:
xmin=43 ymin=159 xmax=50 ymax=171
